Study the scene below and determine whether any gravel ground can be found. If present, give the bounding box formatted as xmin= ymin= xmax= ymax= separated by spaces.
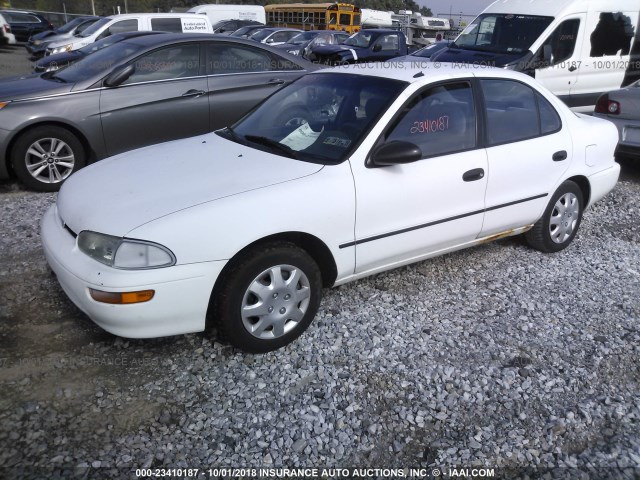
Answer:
xmin=0 ymin=46 xmax=639 ymax=480
xmin=0 ymin=159 xmax=638 ymax=479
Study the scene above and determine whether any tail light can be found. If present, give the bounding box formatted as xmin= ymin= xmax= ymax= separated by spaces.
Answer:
xmin=595 ymin=94 xmax=620 ymax=115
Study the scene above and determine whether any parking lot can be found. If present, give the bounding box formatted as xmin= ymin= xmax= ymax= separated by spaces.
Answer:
xmin=0 ymin=45 xmax=639 ymax=477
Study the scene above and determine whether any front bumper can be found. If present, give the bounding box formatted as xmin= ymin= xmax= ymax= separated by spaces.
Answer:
xmin=41 ymin=204 xmax=227 ymax=339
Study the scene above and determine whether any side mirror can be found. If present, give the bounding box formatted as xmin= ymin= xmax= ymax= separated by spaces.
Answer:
xmin=372 ymin=44 xmax=382 ymax=52
xmin=104 ymin=64 xmax=135 ymax=88
xmin=368 ymin=141 xmax=422 ymax=167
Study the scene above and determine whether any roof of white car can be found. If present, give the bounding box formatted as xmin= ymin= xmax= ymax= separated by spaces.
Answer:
xmin=315 ymin=61 xmax=529 ymax=84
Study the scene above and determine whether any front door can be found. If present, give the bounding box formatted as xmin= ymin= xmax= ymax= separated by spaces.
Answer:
xmin=100 ymin=43 xmax=209 ymax=156
xmin=351 ymin=81 xmax=488 ymax=275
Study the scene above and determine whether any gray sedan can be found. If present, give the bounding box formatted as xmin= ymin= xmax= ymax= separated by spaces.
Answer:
xmin=594 ymin=80 xmax=640 ymax=160
xmin=0 ymin=33 xmax=317 ymax=191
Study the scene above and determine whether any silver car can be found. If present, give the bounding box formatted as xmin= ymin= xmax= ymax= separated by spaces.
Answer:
xmin=594 ymin=80 xmax=640 ymax=160
xmin=0 ymin=33 xmax=317 ymax=191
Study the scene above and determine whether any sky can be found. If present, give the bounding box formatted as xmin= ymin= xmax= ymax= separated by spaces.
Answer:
xmin=416 ymin=0 xmax=495 ymax=19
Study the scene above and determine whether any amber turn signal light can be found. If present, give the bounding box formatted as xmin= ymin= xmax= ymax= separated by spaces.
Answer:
xmin=89 ymin=288 xmax=155 ymax=304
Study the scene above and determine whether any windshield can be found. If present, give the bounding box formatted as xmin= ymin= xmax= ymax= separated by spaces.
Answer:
xmin=219 ymin=73 xmax=406 ymax=165
xmin=454 ymin=13 xmax=553 ymax=54
xmin=52 ymin=41 xmax=145 ymax=83
xmin=77 ymin=17 xmax=111 ymax=37
xmin=344 ymin=31 xmax=373 ymax=48
xmin=57 ymin=17 xmax=88 ymax=34
xmin=287 ymin=31 xmax=318 ymax=45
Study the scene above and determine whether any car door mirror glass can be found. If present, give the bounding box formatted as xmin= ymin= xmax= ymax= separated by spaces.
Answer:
xmin=104 ymin=64 xmax=135 ymax=87
xmin=369 ymin=141 xmax=422 ymax=167
xmin=372 ymin=44 xmax=382 ymax=52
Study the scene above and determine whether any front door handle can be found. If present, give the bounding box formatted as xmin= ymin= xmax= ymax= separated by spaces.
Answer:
xmin=463 ymin=168 xmax=485 ymax=182
xmin=267 ymin=78 xmax=285 ymax=86
xmin=552 ymin=150 xmax=568 ymax=161
xmin=182 ymin=89 xmax=205 ymax=98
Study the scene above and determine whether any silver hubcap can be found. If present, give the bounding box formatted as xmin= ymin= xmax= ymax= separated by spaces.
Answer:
xmin=549 ymin=192 xmax=579 ymax=244
xmin=241 ymin=264 xmax=311 ymax=340
xmin=24 ymin=137 xmax=75 ymax=184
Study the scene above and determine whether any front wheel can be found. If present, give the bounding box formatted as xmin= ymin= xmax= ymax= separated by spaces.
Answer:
xmin=525 ymin=180 xmax=584 ymax=253
xmin=11 ymin=126 xmax=86 ymax=192
xmin=213 ymin=242 xmax=322 ymax=353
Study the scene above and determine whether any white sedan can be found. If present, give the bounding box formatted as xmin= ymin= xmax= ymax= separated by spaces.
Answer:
xmin=41 ymin=64 xmax=620 ymax=353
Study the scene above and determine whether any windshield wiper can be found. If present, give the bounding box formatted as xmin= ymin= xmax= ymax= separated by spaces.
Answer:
xmin=245 ymin=135 xmax=299 ymax=159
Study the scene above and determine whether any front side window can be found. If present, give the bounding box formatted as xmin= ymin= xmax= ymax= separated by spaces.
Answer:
xmin=539 ymin=19 xmax=580 ymax=66
xmin=385 ymin=82 xmax=476 ymax=158
xmin=221 ymin=73 xmax=406 ymax=165
xmin=481 ymin=79 xmax=560 ymax=145
xmin=123 ymin=44 xmax=200 ymax=84
xmin=454 ymin=13 xmax=553 ymax=54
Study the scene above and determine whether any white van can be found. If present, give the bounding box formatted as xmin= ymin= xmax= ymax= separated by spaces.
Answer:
xmin=187 ymin=4 xmax=266 ymax=26
xmin=431 ymin=0 xmax=640 ymax=111
xmin=46 ymin=13 xmax=212 ymax=55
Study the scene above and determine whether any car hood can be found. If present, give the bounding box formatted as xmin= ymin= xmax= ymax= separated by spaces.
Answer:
xmin=0 ymin=74 xmax=73 ymax=101
xmin=57 ymin=132 xmax=325 ymax=237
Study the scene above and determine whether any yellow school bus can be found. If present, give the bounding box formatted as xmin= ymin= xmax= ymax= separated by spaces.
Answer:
xmin=266 ymin=3 xmax=361 ymax=34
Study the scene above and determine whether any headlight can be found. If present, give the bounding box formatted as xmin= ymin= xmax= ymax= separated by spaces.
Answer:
xmin=50 ymin=43 xmax=73 ymax=54
xmin=78 ymin=231 xmax=176 ymax=269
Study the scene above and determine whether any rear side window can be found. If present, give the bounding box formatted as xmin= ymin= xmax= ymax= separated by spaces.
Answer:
xmin=206 ymin=43 xmax=303 ymax=74
xmin=481 ymin=79 xmax=561 ymax=145
xmin=151 ymin=18 xmax=183 ymax=33
xmin=537 ymin=93 xmax=562 ymax=134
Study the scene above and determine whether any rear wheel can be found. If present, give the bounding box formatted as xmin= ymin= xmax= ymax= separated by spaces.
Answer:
xmin=11 ymin=126 xmax=86 ymax=192
xmin=525 ymin=180 xmax=584 ymax=253
xmin=213 ymin=242 xmax=322 ymax=353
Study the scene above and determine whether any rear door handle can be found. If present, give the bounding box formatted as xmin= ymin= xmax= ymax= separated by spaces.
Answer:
xmin=267 ymin=78 xmax=285 ymax=86
xmin=552 ymin=150 xmax=568 ymax=161
xmin=182 ymin=89 xmax=205 ymax=98
xmin=463 ymin=168 xmax=485 ymax=182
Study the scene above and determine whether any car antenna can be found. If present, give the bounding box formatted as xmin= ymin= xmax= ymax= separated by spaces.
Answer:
xmin=413 ymin=71 xmax=424 ymax=78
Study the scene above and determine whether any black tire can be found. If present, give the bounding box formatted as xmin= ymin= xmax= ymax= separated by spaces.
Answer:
xmin=525 ymin=180 xmax=584 ymax=253
xmin=213 ymin=242 xmax=322 ymax=353
xmin=11 ymin=126 xmax=86 ymax=192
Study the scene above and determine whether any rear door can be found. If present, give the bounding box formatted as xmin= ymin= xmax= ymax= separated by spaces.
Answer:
xmin=478 ymin=78 xmax=572 ymax=236
xmin=100 ymin=42 xmax=209 ymax=156
xmin=204 ymin=41 xmax=307 ymax=130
